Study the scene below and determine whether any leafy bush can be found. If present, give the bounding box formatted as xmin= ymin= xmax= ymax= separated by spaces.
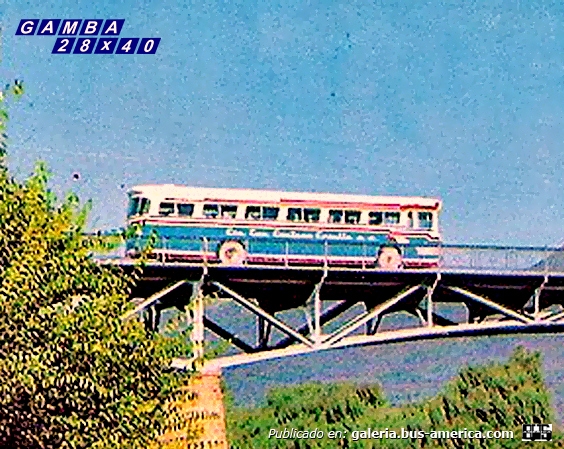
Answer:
xmin=228 ymin=382 xmax=388 ymax=448
xmin=227 ymin=347 xmax=564 ymax=448
xmin=0 ymin=81 xmax=198 ymax=448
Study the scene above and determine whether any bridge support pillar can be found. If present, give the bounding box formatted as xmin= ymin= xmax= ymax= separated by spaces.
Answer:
xmin=190 ymin=366 xmax=228 ymax=448
xmin=156 ymin=365 xmax=228 ymax=448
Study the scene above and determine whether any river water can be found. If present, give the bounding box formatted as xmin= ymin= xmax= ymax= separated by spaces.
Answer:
xmin=203 ymin=300 xmax=564 ymax=424
xmin=223 ymin=334 xmax=564 ymax=424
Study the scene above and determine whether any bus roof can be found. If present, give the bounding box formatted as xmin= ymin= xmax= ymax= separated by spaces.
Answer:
xmin=129 ymin=184 xmax=442 ymax=209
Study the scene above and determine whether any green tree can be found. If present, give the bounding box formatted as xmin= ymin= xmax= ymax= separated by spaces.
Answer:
xmin=0 ymin=81 xmax=199 ymax=448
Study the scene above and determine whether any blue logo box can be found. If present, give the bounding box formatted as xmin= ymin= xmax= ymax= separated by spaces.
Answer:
xmin=51 ymin=37 xmax=160 ymax=54
xmin=16 ymin=19 xmax=160 ymax=54
xmin=16 ymin=19 xmax=125 ymax=36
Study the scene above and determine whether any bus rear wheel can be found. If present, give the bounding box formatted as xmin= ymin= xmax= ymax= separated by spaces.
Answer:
xmin=218 ymin=240 xmax=247 ymax=266
xmin=377 ymin=247 xmax=402 ymax=269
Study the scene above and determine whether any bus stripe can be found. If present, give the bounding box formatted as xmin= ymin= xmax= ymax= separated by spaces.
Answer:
xmin=131 ymin=218 xmax=440 ymax=239
xmin=146 ymin=249 xmax=439 ymax=267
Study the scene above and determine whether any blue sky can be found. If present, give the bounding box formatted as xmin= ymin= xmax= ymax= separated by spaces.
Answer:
xmin=2 ymin=0 xmax=564 ymax=245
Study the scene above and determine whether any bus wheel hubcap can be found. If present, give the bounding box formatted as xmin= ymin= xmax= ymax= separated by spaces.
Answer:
xmin=219 ymin=241 xmax=246 ymax=265
xmin=378 ymin=248 xmax=402 ymax=269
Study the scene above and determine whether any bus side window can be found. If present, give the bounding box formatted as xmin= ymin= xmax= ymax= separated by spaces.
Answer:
xmin=221 ymin=205 xmax=238 ymax=219
xmin=368 ymin=211 xmax=383 ymax=225
xmin=262 ymin=207 xmax=279 ymax=220
xmin=159 ymin=202 xmax=175 ymax=216
xmin=245 ymin=206 xmax=261 ymax=220
xmin=345 ymin=210 xmax=361 ymax=225
xmin=418 ymin=212 xmax=433 ymax=230
xmin=328 ymin=210 xmax=343 ymax=224
xmin=203 ymin=204 xmax=219 ymax=219
xmin=304 ymin=208 xmax=320 ymax=223
xmin=287 ymin=208 xmax=302 ymax=222
xmin=384 ymin=212 xmax=400 ymax=225
xmin=178 ymin=203 xmax=194 ymax=217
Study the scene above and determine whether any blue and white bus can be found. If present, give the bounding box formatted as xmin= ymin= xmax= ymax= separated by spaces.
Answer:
xmin=125 ymin=185 xmax=442 ymax=269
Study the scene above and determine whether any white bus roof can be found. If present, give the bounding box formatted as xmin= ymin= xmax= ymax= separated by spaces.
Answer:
xmin=129 ymin=184 xmax=441 ymax=209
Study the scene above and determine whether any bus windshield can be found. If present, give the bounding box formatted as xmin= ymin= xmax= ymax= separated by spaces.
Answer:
xmin=128 ymin=197 xmax=139 ymax=217
xmin=128 ymin=196 xmax=150 ymax=217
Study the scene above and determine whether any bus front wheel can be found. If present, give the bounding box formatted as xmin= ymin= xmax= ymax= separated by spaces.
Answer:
xmin=218 ymin=240 xmax=247 ymax=266
xmin=377 ymin=247 xmax=402 ymax=269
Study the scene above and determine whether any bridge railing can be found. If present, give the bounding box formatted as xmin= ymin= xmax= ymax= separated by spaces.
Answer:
xmin=95 ymin=236 xmax=564 ymax=272
xmin=438 ymin=244 xmax=563 ymax=272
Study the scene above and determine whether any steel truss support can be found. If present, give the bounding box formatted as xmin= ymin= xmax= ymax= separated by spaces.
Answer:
xmin=117 ymin=260 xmax=564 ymax=371
xmin=211 ymin=281 xmax=315 ymax=347
xmin=300 ymin=269 xmax=328 ymax=345
xmin=446 ymin=286 xmax=535 ymax=324
xmin=314 ymin=269 xmax=327 ymax=343
xmin=184 ymin=270 xmax=275 ymax=354
xmin=204 ymin=316 xmax=255 ymax=353
xmin=367 ymin=275 xmax=442 ymax=335
xmin=143 ymin=307 xmax=161 ymax=332
xmin=532 ymin=275 xmax=549 ymax=321
xmin=189 ymin=269 xmax=207 ymax=361
xmin=322 ymin=285 xmax=423 ymax=346
xmin=546 ymin=309 xmax=564 ymax=323
xmin=257 ymin=317 xmax=272 ymax=349
xmin=412 ymin=307 xmax=456 ymax=327
xmin=414 ymin=308 xmax=426 ymax=326
xmin=273 ymin=299 xmax=359 ymax=349
xmin=366 ymin=316 xmax=382 ymax=336
xmin=130 ymin=297 xmax=158 ymax=331
xmin=122 ymin=280 xmax=189 ymax=321
xmin=425 ymin=274 xmax=441 ymax=328
xmin=131 ymin=297 xmax=145 ymax=306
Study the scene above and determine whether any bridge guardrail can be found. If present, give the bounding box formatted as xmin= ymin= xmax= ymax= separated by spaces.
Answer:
xmin=438 ymin=244 xmax=563 ymax=272
xmin=94 ymin=236 xmax=564 ymax=272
